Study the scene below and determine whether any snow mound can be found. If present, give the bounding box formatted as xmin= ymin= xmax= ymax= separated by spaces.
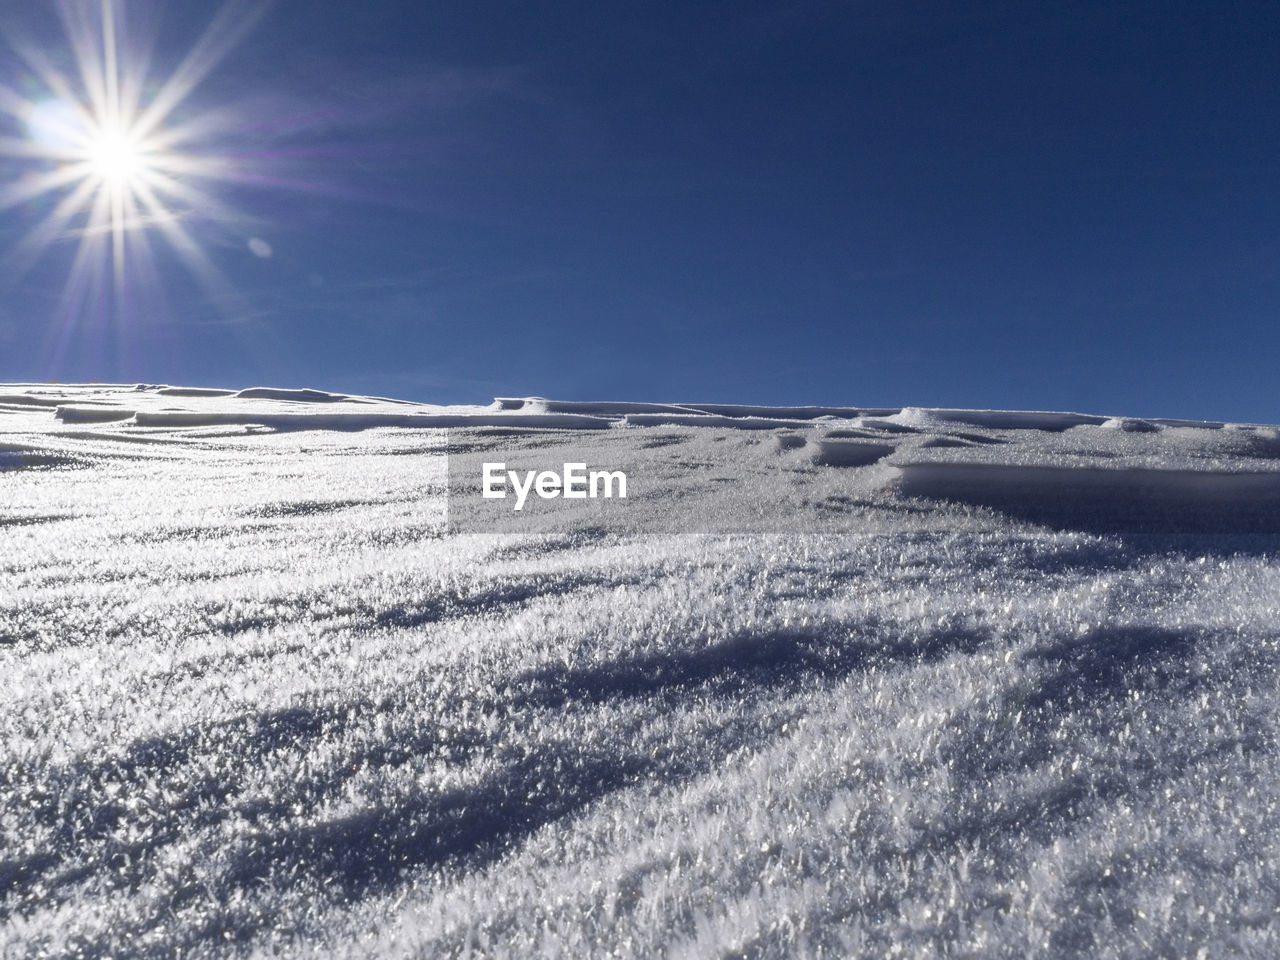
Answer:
xmin=156 ymin=387 xmax=238 ymax=397
xmin=893 ymin=407 xmax=1110 ymax=432
xmin=235 ymin=387 xmax=349 ymax=403
xmin=1100 ymin=416 xmax=1161 ymax=433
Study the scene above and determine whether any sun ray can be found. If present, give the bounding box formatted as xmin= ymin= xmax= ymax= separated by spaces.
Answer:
xmin=130 ymin=174 xmax=234 ymax=301
xmin=7 ymin=175 xmax=101 ymax=271
xmin=0 ymin=163 xmax=92 ymax=210
xmin=140 ymin=107 xmax=243 ymax=153
xmin=59 ymin=185 xmax=111 ymax=327
xmin=129 ymin=0 xmax=269 ymax=144
xmin=56 ymin=1 xmax=110 ymax=122
xmin=0 ymin=136 xmax=78 ymax=161
xmin=102 ymin=1 xmax=121 ymax=122
xmin=140 ymin=166 xmax=244 ymax=225
xmin=9 ymin=34 xmax=94 ymax=114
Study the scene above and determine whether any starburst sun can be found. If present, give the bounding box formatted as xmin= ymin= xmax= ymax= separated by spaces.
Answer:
xmin=0 ymin=0 xmax=264 ymax=321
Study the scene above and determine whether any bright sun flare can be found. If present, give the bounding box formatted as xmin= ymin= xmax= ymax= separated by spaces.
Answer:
xmin=88 ymin=125 xmax=146 ymax=186
xmin=0 ymin=0 xmax=264 ymax=321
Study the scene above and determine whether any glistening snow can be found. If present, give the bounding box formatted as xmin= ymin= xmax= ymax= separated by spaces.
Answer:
xmin=2 ymin=384 xmax=1279 ymax=958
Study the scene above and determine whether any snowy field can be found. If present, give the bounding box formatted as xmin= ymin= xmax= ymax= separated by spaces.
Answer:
xmin=3 ymin=384 xmax=1280 ymax=958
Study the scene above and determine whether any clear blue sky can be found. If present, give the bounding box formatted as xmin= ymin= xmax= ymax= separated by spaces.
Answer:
xmin=1 ymin=0 xmax=1277 ymax=421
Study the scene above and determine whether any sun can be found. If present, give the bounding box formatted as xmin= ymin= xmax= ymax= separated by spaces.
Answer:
xmin=88 ymin=124 xmax=147 ymax=187
xmin=0 ymin=0 xmax=266 ymax=322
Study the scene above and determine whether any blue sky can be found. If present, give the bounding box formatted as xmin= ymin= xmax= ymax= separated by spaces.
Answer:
xmin=0 ymin=0 xmax=1277 ymax=420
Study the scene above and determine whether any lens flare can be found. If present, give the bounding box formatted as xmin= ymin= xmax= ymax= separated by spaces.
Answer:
xmin=0 ymin=0 xmax=267 ymax=330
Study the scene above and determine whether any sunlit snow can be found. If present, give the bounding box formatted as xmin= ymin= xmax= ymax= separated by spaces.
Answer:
xmin=2 ymin=384 xmax=1279 ymax=957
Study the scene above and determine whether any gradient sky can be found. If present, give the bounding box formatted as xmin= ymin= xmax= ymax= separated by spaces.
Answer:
xmin=1 ymin=0 xmax=1277 ymax=420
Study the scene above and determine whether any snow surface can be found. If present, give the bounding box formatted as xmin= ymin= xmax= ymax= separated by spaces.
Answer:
xmin=3 ymin=384 xmax=1280 ymax=957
